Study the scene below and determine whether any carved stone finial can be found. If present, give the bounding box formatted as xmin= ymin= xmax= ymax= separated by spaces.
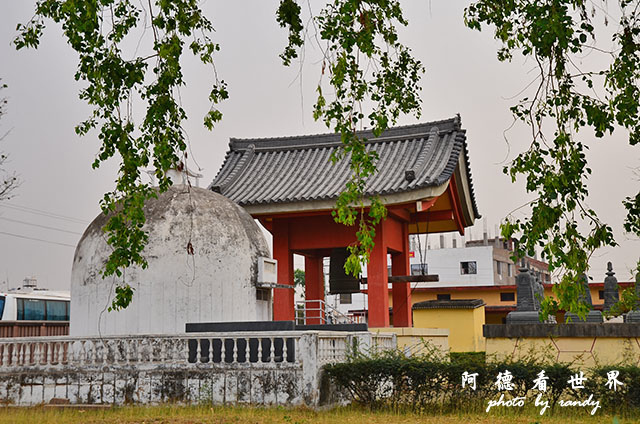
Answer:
xmin=603 ymin=262 xmax=619 ymax=313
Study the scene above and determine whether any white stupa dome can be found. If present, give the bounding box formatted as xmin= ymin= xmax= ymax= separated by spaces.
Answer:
xmin=70 ymin=185 xmax=271 ymax=336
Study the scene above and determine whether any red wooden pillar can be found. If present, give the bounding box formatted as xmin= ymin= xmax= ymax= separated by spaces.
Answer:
xmin=367 ymin=225 xmax=390 ymax=327
xmin=304 ymin=256 xmax=325 ymax=324
xmin=391 ymin=221 xmax=412 ymax=327
xmin=273 ymin=219 xmax=294 ymax=321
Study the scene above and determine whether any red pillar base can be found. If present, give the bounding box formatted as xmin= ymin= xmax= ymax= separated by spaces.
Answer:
xmin=367 ymin=226 xmax=390 ymax=328
xmin=391 ymin=221 xmax=412 ymax=327
xmin=273 ymin=219 xmax=294 ymax=321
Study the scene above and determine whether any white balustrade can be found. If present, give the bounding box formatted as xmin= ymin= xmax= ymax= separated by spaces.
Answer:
xmin=0 ymin=331 xmax=396 ymax=370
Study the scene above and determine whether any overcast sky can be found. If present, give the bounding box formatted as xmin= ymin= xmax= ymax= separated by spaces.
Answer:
xmin=0 ymin=1 xmax=638 ymax=291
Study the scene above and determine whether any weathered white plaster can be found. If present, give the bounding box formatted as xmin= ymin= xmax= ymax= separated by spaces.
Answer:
xmin=0 ymin=331 xmax=395 ymax=407
xmin=70 ymin=185 xmax=272 ymax=337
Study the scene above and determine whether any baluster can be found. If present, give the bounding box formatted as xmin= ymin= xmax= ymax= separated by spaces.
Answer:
xmin=124 ymin=339 xmax=130 ymax=364
xmin=160 ymin=339 xmax=167 ymax=363
xmin=58 ymin=342 xmax=64 ymax=364
xmin=149 ymin=338 xmax=155 ymax=362
xmin=1 ymin=344 xmax=8 ymax=366
xmin=181 ymin=338 xmax=189 ymax=363
xmin=168 ymin=338 xmax=175 ymax=363
xmin=257 ymin=338 xmax=263 ymax=363
xmin=269 ymin=337 xmax=275 ymax=362
xmin=195 ymin=339 xmax=202 ymax=364
xmin=282 ymin=338 xmax=288 ymax=363
xmin=38 ymin=342 xmax=47 ymax=365
xmin=233 ymin=338 xmax=238 ymax=363
xmin=102 ymin=341 xmax=108 ymax=365
xmin=208 ymin=338 xmax=214 ymax=364
xmin=11 ymin=343 xmax=18 ymax=365
xmin=45 ymin=342 xmax=52 ymax=364
xmin=220 ymin=338 xmax=226 ymax=364
xmin=32 ymin=344 xmax=39 ymax=365
xmin=77 ymin=341 xmax=84 ymax=365
xmin=113 ymin=340 xmax=119 ymax=365
xmin=18 ymin=344 xmax=24 ymax=365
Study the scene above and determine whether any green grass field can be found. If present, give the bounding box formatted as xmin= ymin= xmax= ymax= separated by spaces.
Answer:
xmin=0 ymin=405 xmax=637 ymax=424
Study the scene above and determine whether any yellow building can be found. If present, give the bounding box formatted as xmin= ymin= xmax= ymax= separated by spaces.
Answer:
xmin=401 ymin=281 xmax=633 ymax=326
xmin=412 ymin=299 xmax=485 ymax=352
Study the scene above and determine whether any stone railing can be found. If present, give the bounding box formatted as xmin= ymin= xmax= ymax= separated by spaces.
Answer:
xmin=0 ymin=331 xmax=396 ymax=406
xmin=0 ymin=331 xmax=396 ymax=369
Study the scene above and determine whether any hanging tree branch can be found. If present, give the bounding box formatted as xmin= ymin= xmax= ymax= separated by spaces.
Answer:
xmin=465 ymin=0 xmax=640 ymax=320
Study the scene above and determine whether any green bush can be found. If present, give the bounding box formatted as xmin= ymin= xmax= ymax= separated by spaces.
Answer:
xmin=324 ymin=346 xmax=640 ymax=416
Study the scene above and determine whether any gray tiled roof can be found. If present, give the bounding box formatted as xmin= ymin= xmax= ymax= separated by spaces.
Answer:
xmin=210 ymin=116 xmax=479 ymax=216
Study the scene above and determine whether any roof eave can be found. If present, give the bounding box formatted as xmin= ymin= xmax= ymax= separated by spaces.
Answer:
xmin=241 ymin=181 xmax=450 ymax=217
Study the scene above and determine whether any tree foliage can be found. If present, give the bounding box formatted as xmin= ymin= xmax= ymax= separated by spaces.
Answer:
xmin=14 ymin=0 xmax=227 ymax=310
xmin=0 ymin=80 xmax=20 ymax=202
xmin=14 ymin=0 xmax=423 ymax=310
xmin=279 ymin=0 xmax=423 ymax=276
xmin=12 ymin=1 xmax=639 ymax=315
xmin=465 ymin=0 xmax=640 ymax=319
xmin=294 ymin=268 xmax=305 ymax=287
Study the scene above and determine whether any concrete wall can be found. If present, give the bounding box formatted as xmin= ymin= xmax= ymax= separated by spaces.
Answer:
xmin=369 ymin=327 xmax=449 ymax=356
xmin=0 ymin=364 xmax=306 ymax=406
xmin=484 ymin=324 xmax=640 ymax=366
xmin=486 ymin=336 xmax=640 ymax=367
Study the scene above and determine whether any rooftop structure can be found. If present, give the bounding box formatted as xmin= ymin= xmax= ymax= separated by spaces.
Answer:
xmin=211 ymin=116 xmax=480 ymax=327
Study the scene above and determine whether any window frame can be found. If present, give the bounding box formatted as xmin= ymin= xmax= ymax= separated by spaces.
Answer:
xmin=460 ymin=261 xmax=477 ymax=275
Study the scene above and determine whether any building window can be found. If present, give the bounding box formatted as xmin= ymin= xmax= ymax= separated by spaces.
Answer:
xmin=436 ymin=293 xmax=451 ymax=301
xmin=411 ymin=263 xmax=428 ymax=276
xmin=256 ymin=288 xmax=270 ymax=301
xmin=500 ymin=292 xmax=515 ymax=302
xmin=496 ymin=261 xmax=502 ymax=275
xmin=508 ymin=263 xmax=513 ymax=277
xmin=340 ymin=293 xmax=352 ymax=304
xmin=598 ymin=290 xmax=604 ymax=300
xmin=460 ymin=261 xmax=477 ymax=275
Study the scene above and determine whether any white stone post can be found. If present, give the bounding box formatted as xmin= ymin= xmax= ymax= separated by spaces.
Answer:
xmin=299 ymin=332 xmax=319 ymax=406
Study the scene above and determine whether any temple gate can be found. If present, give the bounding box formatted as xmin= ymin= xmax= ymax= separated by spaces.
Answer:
xmin=211 ymin=116 xmax=480 ymax=327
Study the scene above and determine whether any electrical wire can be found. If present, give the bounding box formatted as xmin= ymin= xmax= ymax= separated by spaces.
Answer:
xmin=0 ymin=216 xmax=83 ymax=235
xmin=0 ymin=203 xmax=88 ymax=224
xmin=0 ymin=230 xmax=76 ymax=248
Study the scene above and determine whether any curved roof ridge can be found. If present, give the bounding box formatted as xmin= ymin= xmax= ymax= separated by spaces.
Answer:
xmin=229 ymin=116 xmax=460 ymax=151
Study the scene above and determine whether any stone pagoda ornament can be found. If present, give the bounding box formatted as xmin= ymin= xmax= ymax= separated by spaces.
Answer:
xmin=603 ymin=262 xmax=620 ymax=314
xmin=565 ymin=274 xmax=603 ymax=323
xmin=506 ymin=261 xmax=542 ymax=324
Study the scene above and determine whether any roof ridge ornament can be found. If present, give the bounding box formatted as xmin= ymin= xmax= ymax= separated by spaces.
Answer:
xmin=454 ymin=113 xmax=462 ymax=130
